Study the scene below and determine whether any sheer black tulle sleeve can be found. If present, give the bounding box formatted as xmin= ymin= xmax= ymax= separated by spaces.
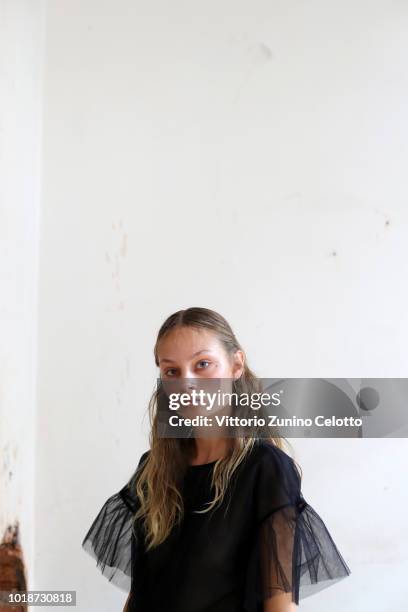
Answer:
xmin=244 ymin=445 xmax=351 ymax=610
xmin=81 ymin=451 xmax=149 ymax=591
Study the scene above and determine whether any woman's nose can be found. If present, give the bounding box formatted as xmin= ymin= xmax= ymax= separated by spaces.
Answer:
xmin=179 ymin=373 xmax=197 ymax=393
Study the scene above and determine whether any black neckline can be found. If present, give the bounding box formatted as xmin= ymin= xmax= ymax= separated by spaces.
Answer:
xmin=187 ymin=459 xmax=218 ymax=469
xmin=185 ymin=440 xmax=266 ymax=470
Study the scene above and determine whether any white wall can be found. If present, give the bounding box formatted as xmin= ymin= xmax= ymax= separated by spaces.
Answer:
xmin=0 ymin=0 xmax=44 ymax=594
xmin=34 ymin=1 xmax=408 ymax=610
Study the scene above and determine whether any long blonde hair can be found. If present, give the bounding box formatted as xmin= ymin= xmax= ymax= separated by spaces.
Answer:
xmin=133 ymin=307 xmax=294 ymax=550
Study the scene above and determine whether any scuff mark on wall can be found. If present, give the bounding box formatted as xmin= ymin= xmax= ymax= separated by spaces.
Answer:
xmin=106 ymin=219 xmax=128 ymax=311
xmin=232 ymin=41 xmax=274 ymax=105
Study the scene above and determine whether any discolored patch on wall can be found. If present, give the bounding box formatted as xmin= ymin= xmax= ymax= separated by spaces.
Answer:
xmin=0 ymin=523 xmax=27 ymax=611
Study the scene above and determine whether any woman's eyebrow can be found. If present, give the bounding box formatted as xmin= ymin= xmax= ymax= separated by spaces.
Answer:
xmin=159 ymin=350 xmax=214 ymax=364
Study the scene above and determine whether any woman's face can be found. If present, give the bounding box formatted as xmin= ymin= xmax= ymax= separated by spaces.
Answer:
xmin=157 ymin=326 xmax=244 ymax=381
xmin=157 ymin=327 xmax=244 ymax=418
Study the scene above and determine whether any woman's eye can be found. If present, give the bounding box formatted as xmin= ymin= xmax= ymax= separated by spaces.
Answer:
xmin=164 ymin=368 xmax=177 ymax=377
xmin=196 ymin=360 xmax=210 ymax=369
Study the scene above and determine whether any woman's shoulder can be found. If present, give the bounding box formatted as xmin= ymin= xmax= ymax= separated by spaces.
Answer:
xmin=127 ymin=449 xmax=150 ymax=484
xmin=249 ymin=439 xmax=300 ymax=475
xmin=138 ymin=449 xmax=150 ymax=466
xmin=239 ymin=439 xmax=301 ymax=521
xmin=245 ymin=439 xmax=302 ymax=508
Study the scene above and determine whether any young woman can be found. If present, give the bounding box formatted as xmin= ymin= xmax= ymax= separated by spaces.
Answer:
xmin=82 ymin=307 xmax=351 ymax=611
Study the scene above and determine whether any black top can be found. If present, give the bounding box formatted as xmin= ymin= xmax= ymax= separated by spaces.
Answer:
xmin=82 ymin=440 xmax=351 ymax=611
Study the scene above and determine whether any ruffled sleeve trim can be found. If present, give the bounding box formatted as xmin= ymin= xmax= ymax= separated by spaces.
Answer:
xmin=243 ymin=443 xmax=351 ymax=609
xmin=81 ymin=451 xmax=149 ymax=591
xmin=244 ymin=497 xmax=351 ymax=609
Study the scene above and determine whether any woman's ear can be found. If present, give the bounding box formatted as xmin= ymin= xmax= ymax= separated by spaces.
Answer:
xmin=232 ymin=349 xmax=245 ymax=379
